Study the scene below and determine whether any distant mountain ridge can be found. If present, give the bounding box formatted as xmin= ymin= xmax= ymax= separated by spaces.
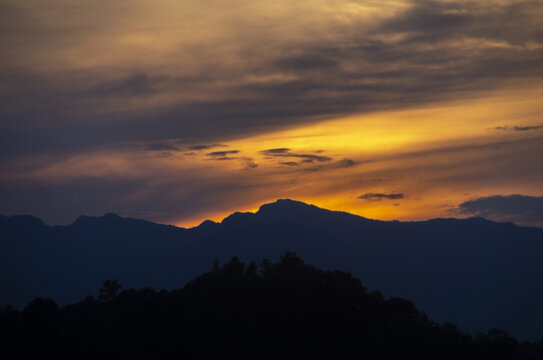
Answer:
xmin=1 ymin=199 xmax=543 ymax=340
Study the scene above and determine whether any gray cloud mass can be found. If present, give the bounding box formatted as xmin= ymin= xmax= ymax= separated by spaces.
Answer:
xmin=495 ymin=125 xmax=543 ymax=131
xmin=456 ymin=194 xmax=543 ymax=227
xmin=359 ymin=193 xmax=405 ymax=201
xmin=1 ymin=0 xmax=542 ymax=157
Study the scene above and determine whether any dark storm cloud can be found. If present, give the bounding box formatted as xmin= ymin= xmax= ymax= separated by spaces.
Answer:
xmin=208 ymin=157 xmax=237 ymax=161
xmin=455 ymin=195 xmax=543 ymax=227
xmin=294 ymin=154 xmax=332 ymax=162
xmin=495 ymin=125 xmax=543 ymax=131
xmin=90 ymin=73 xmax=159 ymax=97
xmin=380 ymin=2 xmax=471 ymax=35
xmin=206 ymin=150 xmax=240 ymax=160
xmin=302 ymin=166 xmax=324 ymax=172
xmin=262 ymin=148 xmax=290 ymax=154
xmin=336 ymin=158 xmax=356 ymax=168
xmin=290 ymin=157 xmax=369 ymax=173
xmin=242 ymin=157 xmax=258 ymax=170
xmin=358 ymin=193 xmax=405 ymax=201
xmin=1 ymin=0 xmax=542 ymax=158
xmin=279 ymin=162 xmax=298 ymax=167
xmin=207 ymin=150 xmax=240 ymax=157
xmin=260 ymin=149 xmax=332 ymax=163
xmin=190 ymin=144 xmax=227 ymax=151
xmin=145 ymin=142 xmax=182 ymax=151
xmin=273 ymin=53 xmax=338 ymax=71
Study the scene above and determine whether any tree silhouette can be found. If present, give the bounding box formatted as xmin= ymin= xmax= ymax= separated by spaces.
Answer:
xmin=98 ymin=279 xmax=122 ymax=302
xmin=1 ymin=254 xmax=542 ymax=359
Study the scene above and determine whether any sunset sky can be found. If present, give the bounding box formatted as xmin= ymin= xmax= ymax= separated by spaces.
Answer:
xmin=1 ymin=0 xmax=542 ymax=227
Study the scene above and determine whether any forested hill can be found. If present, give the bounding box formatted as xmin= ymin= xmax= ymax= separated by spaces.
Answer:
xmin=2 ymin=254 xmax=543 ymax=360
xmin=2 ymin=199 xmax=543 ymax=340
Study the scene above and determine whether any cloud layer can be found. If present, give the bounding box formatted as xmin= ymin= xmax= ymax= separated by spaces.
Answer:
xmin=1 ymin=0 xmax=543 ymax=157
xmin=1 ymin=0 xmax=542 ymax=227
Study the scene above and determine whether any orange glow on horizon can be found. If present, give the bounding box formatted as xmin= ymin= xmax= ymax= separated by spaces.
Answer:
xmin=157 ymin=85 xmax=543 ymax=227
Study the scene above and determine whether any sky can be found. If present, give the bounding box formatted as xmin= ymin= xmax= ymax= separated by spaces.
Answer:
xmin=1 ymin=0 xmax=542 ymax=228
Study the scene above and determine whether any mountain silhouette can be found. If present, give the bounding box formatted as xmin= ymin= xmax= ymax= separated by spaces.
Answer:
xmin=1 ymin=199 xmax=543 ymax=340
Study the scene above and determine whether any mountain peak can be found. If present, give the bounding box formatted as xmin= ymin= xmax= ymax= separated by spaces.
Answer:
xmin=102 ymin=213 xmax=122 ymax=220
xmin=256 ymin=199 xmax=368 ymax=223
xmin=71 ymin=213 xmax=123 ymax=227
xmin=195 ymin=219 xmax=218 ymax=230
xmin=221 ymin=211 xmax=256 ymax=225
xmin=3 ymin=214 xmax=45 ymax=229
xmin=257 ymin=199 xmax=320 ymax=213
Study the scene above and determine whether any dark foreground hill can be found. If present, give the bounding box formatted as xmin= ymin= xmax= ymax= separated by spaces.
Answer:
xmin=1 ymin=199 xmax=543 ymax=339
xmin=2 ymin=254 xmax=543 ymax=360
